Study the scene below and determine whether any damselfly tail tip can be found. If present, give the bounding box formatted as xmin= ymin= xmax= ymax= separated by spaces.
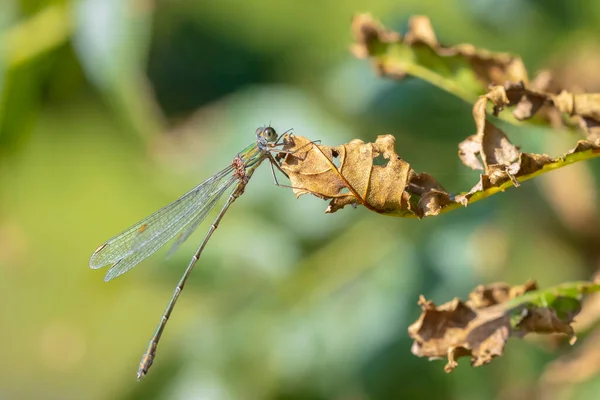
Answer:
xmin=137 ymin=350 xmax=152 ymax=380
xmin=137 ymin=342 xmax=156 ymax=380
xmin=136 ymin=370 xmax=146 ymax=381
xmin=136 ymin=360 xmax=151 ymax=381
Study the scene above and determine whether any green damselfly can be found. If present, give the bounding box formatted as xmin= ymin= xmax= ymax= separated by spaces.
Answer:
xmin=90 ymin=126 xmax=286 ymax=379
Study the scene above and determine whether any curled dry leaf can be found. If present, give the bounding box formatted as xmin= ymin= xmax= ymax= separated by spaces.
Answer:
xmin=467 ymin=280 xmax=538 ymax=308
xmin=279 ymin=134 xmax=413 ymax=216
xmin=456 ymin=83 xmax=600 ymax=205
xmin=408 ymin=281 xmax=600 ymax=372
xmin=458 ymin=120 xmax=521 ymax=173
xmin=456 ymin=138 xmax=600 ymax=206
xmin=279 ymin=134 xmax=466 ymax=218
xmin=278 ymin=15 xmax=600 ymax=218
xmin=352 ymin=14 xmax=600 ymax=140
xmin=351 ymin=14 xmax=528 ymax=99
xmin=279 ymin=134 xmax=600 ymax=218
xmin=471 ymin=83 xmax=600 ymax=146
xmin=465 ymin=85 xmax=520 ymax=172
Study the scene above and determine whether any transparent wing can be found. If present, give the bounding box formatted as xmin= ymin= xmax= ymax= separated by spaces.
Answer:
xmin=89 ymin=166 xmax=236 ymax=280
xmin=166 ymin=198 xmax=218 ymax=258
xmin=165 ymin=172 xmax=234 ymax=258
xmin=102 ymin=175 xmax=238 ymax=282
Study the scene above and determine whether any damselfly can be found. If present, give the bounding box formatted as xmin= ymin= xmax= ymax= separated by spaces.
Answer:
xmin=90 ymin=126 xmax=284 ymax=379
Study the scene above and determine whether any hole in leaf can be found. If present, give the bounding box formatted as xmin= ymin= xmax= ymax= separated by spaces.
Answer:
xmin=331 ymin=149 xmax=341 ymax=168
xmin=373 ymin=153 xmax=389 ymax=166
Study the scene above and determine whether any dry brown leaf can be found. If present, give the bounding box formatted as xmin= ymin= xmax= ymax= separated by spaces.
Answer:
xmin=408 ymin=281 xmax=537 ymax=373
xmin=458 ymin=120 xmax=521 ymax=173
xmin=408 ymin=281 xmax=599 ymax=372
xmin=279 ymin=134 xmax=413 ymax=215
xmin=467 ymin=280 xmax=538 ymax=309
xmin=279 ymin=134 xmax=600 ymax=218
xmin=455 ymin=133 xmax=600 ymax=206
xmin=279 ymin=134 xmax=461 ymax=218
xmin=407 ymin=172 xmax=454 ymax=217
xmin=476 ymin=83 xmax=600 ymax=140
xmin=352 ymin=14 xmax=600 ymax=141
xmin=345 ymin=14 xmax=600 ymax=218
xmin=351 ymin=14 xmax=529 ymax=87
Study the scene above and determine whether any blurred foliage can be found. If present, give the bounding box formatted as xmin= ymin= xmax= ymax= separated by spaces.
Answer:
xmin=1 ymin=1 xmax=600 ymax=400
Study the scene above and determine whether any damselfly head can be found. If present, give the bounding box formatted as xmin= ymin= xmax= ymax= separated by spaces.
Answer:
xmin=256 ymin=126 xmax=278 ymax=143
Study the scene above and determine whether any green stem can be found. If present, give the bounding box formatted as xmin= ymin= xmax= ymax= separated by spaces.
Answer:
xmin=432 ymin=145 xmax=600 ymax=218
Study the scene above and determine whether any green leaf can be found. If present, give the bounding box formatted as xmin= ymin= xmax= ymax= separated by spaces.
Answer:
xmin=507 ymin=281 xmax=600 ymax=331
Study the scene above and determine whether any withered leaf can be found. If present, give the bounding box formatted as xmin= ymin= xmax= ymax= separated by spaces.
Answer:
xmin=456 ymin=82 xmax=600 ymax=203
xmin=279 ymin=134 xmax=413 ymax=215
xmin=353 ymin=14 xmax=600 ymax=141
xmin=279 ymin=134 xmax=600 ymax=218
xmin=408 ymin=281 xmax=600 ymax=372
xmin=458 ymin=120 xmax=521 ymax=174
xmin=407 ymin=172 xmax=454 ymax=218
xmin=345 ymin=14 xmax=600 ymax=217
xmin=481 ymin=82 xmax=600 ymax=140
xmin=351 ymin=14 xmax=528 ymax=98
xmin=467 ymin=280 xmax=538 ymax=309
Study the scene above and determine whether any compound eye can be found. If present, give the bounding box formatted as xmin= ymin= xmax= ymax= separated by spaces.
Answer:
xmin=255 ymin=127 xmax=263 ymax=136
xmin=264 ymin=127 xmax=277 ymax=142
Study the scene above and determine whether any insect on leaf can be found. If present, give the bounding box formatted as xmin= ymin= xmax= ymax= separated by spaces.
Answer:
xmin=280 ymin=134 xmax=413 ymax=216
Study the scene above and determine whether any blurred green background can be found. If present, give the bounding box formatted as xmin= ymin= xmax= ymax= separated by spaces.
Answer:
xmin=2 ymin=0 xmax=600 ymax=399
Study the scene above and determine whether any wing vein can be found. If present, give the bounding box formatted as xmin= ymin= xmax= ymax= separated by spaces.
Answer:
xmin=89 ymin=166 xmax=235 ymax=275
